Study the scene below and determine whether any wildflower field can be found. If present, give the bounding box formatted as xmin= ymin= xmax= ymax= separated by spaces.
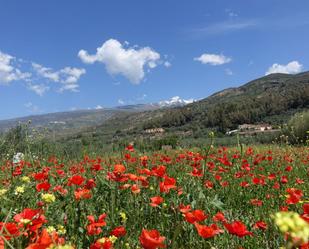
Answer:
xmin=0 ymin=145 xmax=308 ymax=249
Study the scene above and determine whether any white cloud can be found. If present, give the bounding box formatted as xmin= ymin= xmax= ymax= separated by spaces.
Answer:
xmin=0 ymin=51 xmax=31 ymax=85
xmin=32 ymin=63 xmax=60 ymax=82
xmin=265 ymin=61 xmax=303 ymax=75
xmin=191 ymin=20 xmax=257 ymax=37
xmin=164 ymin=61 xmax=172 ymax=68
xmin=95 ymin=105 xmax=103 ymax=109
xmin=58 ymin=84 xmax=79 ymax=93
xmin=60 ymin=67 xmax=86 ymax=84
xmin=27 ymin=83 xmax=50 ymax=96
xmin=225 ymin=9 xmax=238 ymax=18
xmin=24 ymin=102 xmax=40 ymax=113
xmin=32 ymin=63 xmax=85 ymax=92
xmin=78 ymin=39 xmax=161 ymax=84
xmin=194 ymin=53 xmax=232 ymax=65
xmin=118 ymin=99 xmax=125 ymax=105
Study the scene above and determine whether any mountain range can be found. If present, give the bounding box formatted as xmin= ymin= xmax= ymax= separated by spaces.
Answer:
xmin=0 ymin=97 xmax=192 ymax=134
xmin=1 ymin=72 xmax=308 ymax=143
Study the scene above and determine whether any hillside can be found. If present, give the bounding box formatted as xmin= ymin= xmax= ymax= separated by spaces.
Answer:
xmin=65 ymin=72 xmax=309 ymax=145
xmin=0 ymin=104 xmax=158 ymax=136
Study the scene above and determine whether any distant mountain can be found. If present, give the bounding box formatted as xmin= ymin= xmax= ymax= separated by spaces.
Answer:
xmin=66 ymin=71 xmax=308 ymax=144
xmin=0 ymin=100 xmax=192 ymax=135
xmin=2 ymin=72 xmax=308 ymax=143
xmin=0 ymin=105 xmax=155 ymax=134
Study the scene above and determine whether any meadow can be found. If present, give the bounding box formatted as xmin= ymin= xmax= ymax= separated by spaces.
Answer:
xmin=0 ymin=144 xmax=308 ymax=249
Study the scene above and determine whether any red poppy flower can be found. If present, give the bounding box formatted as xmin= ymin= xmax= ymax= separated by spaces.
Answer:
xmin=150 ymin=196 xmax=164 ymax=207
xmin=213 ymin=212 xmax=226 ymax=223
xmin=151 ymin=165 xmax=166 ymax=178
xmin=53 ymin=185 xmax=68 ymax=196
xmin=110 ymin=226 xmax=126 ymax=237
xmin=285 ymin=166 xmax=293 ymax=172
xmin=74 ymin=188 xmax=92 ymax=200
xmin=253 ymin=221 xmax=267 ymax=230
xmin=286 ymin=188 xmax=303 ymax=205
xmin=224 ymin=221 xmax=253 ymax=237
xmin=250 ymin=199 xmax=263 ymax=206
xmin=125 ymin=144 xmax=134 ymax=152
xmin=87 ymin=214 xmax=107 ymax=235
xmin=85 ymin=179 xmax=96 ymax=189
xmin=0 ymin=222 xmax=20 ymax=240
xmin=185 ymin=210 xmax=207 ymax=224
xmin=240 ymin=181 xmax=250 ymax=187
xmin=14 ymin=208 xmax=46 ymax=232
xmin=204 ymin=180 xmax=214 ymax=189
xmin=190 ymin=167 xmax=203 ymax=177
xmin=114 ymin=164 xmax=126 ymax=174
xmin=68 ymin=175 xmax=85 ymax=186
xmin=178 ymin=204 xmax=191 ymax=214
xmin=159 ymin=176 xmax=176 ymax=193
xmin=26 ymin=229 xmax=62 ymax=249
xmin=280 ymin=176 xmax=288 ymax=184
xmin=90 ymin=238 xmax=113 ymax=249
xmin=139 ymin=229 xmax=165 ymax=249
xmin=36 ymin=182 xmax=51 ymax=192
xmin=131 ymin=184 xmax=141 ymax=194
xmin=194 ymin=223 xmax=223 ymax=238
xmin=33 ymin=172 xmax=48 ymax=181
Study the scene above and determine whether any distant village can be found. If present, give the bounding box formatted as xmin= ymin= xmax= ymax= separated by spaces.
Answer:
xmin=226 ymin=124 xmax=279 ymax=135
xmin=144 ymin=123 xmax=279 ymax=137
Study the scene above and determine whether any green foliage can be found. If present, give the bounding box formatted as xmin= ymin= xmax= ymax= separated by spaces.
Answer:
xmin=0 ymin=123 xmax=29 ymax=159
xmin=283 ymin=111 xmax=309 ymax=144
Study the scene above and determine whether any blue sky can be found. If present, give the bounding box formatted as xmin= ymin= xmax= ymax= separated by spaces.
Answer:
xmin=1 ymin=0 xmax=309 ymax=120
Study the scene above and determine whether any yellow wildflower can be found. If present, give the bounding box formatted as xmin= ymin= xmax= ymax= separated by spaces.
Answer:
xmin=21 ymin=176 xmax=31 ymax=183
xmin=108 ymin=235 xmax=117 ymax=243
xmin=274 ymin=211 xmax=309 ymax=244
xmin=15 ymin=185 xmax=25 ymax=195
xmin=48 ymin=245 xmax=74 ymax=249
xmin=47 ymin=226 xmax=56 ymax=233
xmin=0 ymin=189 xmax=7 ymax=196
xmin=119 ymin=211 xmax=127 ymax=224
xmin=42 ymin=193 xmax=56 ymax=203
xmin=57 ymin=225 xmax=66 ymax=235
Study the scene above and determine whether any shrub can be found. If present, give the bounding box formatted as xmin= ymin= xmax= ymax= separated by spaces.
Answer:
xmin=284 ymin=111 xmax=309 ymax=144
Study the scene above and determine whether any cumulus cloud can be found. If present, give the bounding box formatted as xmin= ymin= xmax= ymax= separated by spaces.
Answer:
xmin=32 ymin=63 xmax=86 ymax=92
xmin=0 ymin=49 xmax=85 ymax=94
xmin=95 ymin=105 xmax=103 ymax=110
xmin=225 ymin=9 xmax=238 ymax=18
xmin=0 ymin=51 xmax=31 ymax=85
xmin=78 ymin=39 xmax=161 ymax=84
xmin=265 ymin=61 xmax=303 ymax=75
xmin=60 ymin=67 xmax=86 ymax=84
xmin=118 ymin=99 xmax=125 ymax=105
xmin=194 ymin=53 xmax=232 ymax=65
xmin=24 ymin=102 xmax=40 ymax=113
xmin=58 ymin=83 xmax=79 ymax=93
xmin=164 ymin=61 xmax=172 ymax=68
xmin=32 ymin=63 xmax=60 ymax=82
xmin=27 ymin=83 xmax=50 ymax=96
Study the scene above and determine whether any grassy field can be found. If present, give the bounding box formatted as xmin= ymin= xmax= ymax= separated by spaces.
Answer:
xmin=0 ymin=144 xmax=308 ymax=248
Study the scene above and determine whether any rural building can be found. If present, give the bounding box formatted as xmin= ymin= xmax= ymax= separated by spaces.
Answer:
xmin=144 ymin=128 xmax=165 ymax=134
xmin=238 ymin=124 xmax=272 ymax=131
